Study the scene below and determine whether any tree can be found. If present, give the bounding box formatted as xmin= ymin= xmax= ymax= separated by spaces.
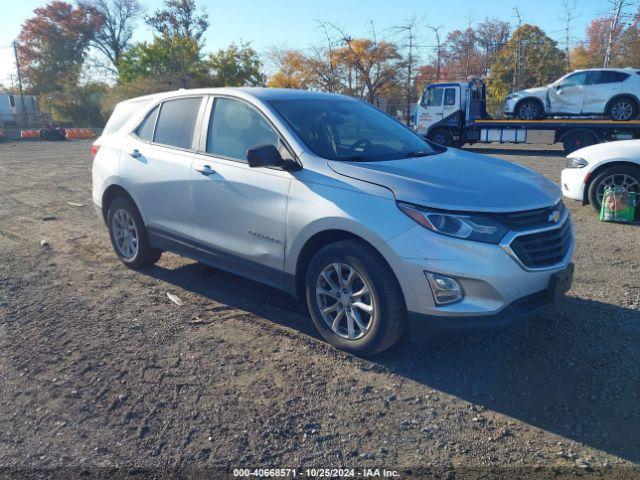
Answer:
xmin=475 ymin=18 xmax=510 ymax=75
xmin=207 ymin=42 xmax=265 ymax=87
xmin=79 ymin=0 xmax=144 ymax=73
xmin=488 ymin=24 xmax=566 ymax=115
xmin=267 ymin=49 xmax=314 ymax=89
xmin=118 ymin=33 xmax=208 ymax=89
xmin=147 ymin=0 xmax=208 ymax=42
xmin=16 ymin=1 xmax=102 ymax=93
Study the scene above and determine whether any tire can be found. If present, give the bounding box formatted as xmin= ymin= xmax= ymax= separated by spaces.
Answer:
xmin=39 ymin=129 xmax=50 ymax=140
xmin=428 ymin=129 xmax=452 ymax=147
xmin=607 ymin=96 xmax=638 ymax=121
xmin=587 ymin=165 xmax=640 ymax=213
xmin=106 ymin=197 xmax=162 ymax=269
xmin=516 ymin=99 xmax=543 ymax=120
xmin=305 ymin=239 xmax=406 ymax=356
xmin=562 ymin=130 xmax=597 ymax=154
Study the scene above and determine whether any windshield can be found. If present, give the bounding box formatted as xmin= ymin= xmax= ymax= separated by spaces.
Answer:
xmin=268 ymin=98 xmax=436 ymax=161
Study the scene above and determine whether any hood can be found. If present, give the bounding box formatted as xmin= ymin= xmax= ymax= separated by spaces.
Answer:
xmin=571 ymin=139 xmax=640 ymax=160
xmin=328 ymin=149 xmax=561 ymax=213
xmin=514 ymin=86 xmax=548 ymax=98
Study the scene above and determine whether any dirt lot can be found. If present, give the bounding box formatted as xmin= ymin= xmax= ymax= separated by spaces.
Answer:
xmin=1 ymin=139 xmax=639 ymax=478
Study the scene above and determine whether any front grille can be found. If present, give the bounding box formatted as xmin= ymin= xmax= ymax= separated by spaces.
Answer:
xmin=497 ymin=202 xmax=566 ymax=231
xmin=509 ymin=218 xmax=572 ymax=269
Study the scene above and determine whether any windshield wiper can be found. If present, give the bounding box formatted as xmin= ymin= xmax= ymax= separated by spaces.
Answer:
xmin=402 ymin=149 xmax=434 ymax=158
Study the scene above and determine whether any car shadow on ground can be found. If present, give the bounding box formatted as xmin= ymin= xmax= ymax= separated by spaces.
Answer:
xmin=145 ymin=260 xmax=639 ymax=463
xmin=464 ymin=146 xmax=565 ymax=157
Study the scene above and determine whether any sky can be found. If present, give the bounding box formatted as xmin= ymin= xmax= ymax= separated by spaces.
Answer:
xmin=0 ymin=0 xmax=609 ymax=88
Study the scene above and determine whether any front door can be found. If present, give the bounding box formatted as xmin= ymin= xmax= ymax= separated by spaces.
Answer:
xmin=190 ymin=96 xmax=292 ymax=289
xmin=548 ymin=71 xmax=587 ymax=115
xmin=416 ymin=86 xmax=444 ymax=134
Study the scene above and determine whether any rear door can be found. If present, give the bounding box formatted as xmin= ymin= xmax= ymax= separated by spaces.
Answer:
xmin=548 ymin=71 xmax=587 ymax=114
xmin=582 ymin=71 xmax=626 ymax=114
xmin=120 ymin=96 xmax=205 ymax=241
xmin=189 ymin=96 xmax=292 ymax=288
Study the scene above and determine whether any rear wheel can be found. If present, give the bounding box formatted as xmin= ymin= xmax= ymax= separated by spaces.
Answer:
xmin=516 ymin=99 xmax=543 ymax=120
xmin=587 ymin=165 xmax=640 ymax=212
xmin=428 ymin=129 xmax=452 ymax=147
xmin=305 ymin=240 xmax=406 ymax=356
xmin=107 ymin=197 xmax=161 ymax=269
xmin=562 ymin=130 xmax=597 ymax=154
xmin=607 ymin=97 xmax=638 ymax=121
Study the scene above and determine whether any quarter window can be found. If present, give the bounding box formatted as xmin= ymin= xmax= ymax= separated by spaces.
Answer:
xmin=135 ymin=105 xmax=159 ymax=141
xmin=153 ymin=97 xmax=202 ymax=149
xmin=207 ymin=97 xmax=279 ymax=162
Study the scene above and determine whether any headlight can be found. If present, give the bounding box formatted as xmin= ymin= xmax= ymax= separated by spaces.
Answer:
xmin=398 ymin=202 xmax=508 ymax=244
xmin=566 ymin=157 xmax=588 ymax=168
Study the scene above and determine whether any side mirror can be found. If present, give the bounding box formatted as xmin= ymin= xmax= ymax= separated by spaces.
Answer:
xmin=247 ymin=144 xmax=300 ymax=171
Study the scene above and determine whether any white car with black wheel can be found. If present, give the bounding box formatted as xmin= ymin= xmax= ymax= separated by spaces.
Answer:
xmin=505 ymin=68 xmax=640 ymax=121
xmin=562 ymin=139 xmax=640 ymax=211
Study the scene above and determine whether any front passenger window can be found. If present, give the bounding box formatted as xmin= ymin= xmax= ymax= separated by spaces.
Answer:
xmin=207 ymin=98 xmax=279 ymax=162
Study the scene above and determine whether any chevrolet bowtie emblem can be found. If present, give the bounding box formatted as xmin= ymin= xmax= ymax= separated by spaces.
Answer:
xmin=548 ymin=210 xmax=561 ymax=223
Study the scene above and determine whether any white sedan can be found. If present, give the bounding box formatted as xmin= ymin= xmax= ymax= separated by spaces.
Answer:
xmin=561 ymin=139 xmax=640 ymax=211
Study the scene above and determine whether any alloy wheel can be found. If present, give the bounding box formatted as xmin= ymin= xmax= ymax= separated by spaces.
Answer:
xmin=315 ymin=262 xmax=375 ymax=340
xmin=596 ymin=174 xmax=640 ymax=204
xmin=519 ymin=102 xmax=539 ymax=120
xmin=111 ymin=209 xmax=139 ymax=259
xmin=610 ymin=100 xmax=634 ymax=121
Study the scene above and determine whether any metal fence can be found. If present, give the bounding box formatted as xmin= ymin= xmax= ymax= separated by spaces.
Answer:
xmin=0 ymin=112 xmax=53 ymax=129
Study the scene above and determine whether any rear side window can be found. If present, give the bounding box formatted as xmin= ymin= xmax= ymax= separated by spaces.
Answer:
xmin=154 ymin=97 xmax=203 ymax=149
xmin=103 ymin=99 xmax=151 ymax=135
xmin=589 ymin=71 xmax=629 ymax=84
xmin=135 ymin=106 xmax=159 ymax=141
xmin=206 ymin=97 xmax=278 ymax=162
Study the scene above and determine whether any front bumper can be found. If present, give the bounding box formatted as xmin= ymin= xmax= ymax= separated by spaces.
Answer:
xmin=383 ymin=223 xmax=574 ymax=333
xmin=561 ymin=167 xmax=588 ymax=202
xmin=504 ymin=97 xmax=519 ymax=115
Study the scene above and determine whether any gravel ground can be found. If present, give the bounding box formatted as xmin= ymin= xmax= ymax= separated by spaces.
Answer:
xmin=0 ymin=140 xmax=639 ymax=479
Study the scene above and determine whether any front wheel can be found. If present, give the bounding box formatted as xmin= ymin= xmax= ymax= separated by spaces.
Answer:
xmin=516 ymin=99 xmax=544 ymax=120
xmin=587 ymin=165 xmax=640 ymax=213
xmin=305 ymin=240 xmax=406 ymax=355
xmin=428 ymin=129 xmax=452 ymax=147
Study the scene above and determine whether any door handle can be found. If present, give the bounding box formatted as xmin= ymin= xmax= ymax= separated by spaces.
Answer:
xmin=128 ymin=149 xmax=141 ymax=158
xmin=195 ymin=164 xmax=216 ymax=176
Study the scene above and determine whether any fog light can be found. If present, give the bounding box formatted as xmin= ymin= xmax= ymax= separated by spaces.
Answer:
xmin=425 ymin=272 xmax=464 ymax=306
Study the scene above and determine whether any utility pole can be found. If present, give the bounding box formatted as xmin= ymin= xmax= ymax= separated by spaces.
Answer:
xmin=604 ymin=0 xmax=625 ymax=68
xmin=391 ymin=21 xmax=419 ymax=126
xmin=561 ymin=0 xmax=577 ymax=72
xmin=512 ymin=8 xmax=523 ymax=92
xmin=427 ymin=25 xmax=443 ymax=81
xmin=13 ymin=41 xmax=26 ymax=126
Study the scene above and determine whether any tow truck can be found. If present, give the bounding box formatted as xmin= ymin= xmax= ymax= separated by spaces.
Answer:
xmin=414 ymin=78 xmax=640 ymax=153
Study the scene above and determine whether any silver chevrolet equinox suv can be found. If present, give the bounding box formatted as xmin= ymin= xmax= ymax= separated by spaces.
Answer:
xmin=92 ymin=88 xmax=574 ymax=355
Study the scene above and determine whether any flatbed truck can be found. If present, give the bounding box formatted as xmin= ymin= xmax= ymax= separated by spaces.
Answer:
xmin=414 ymin=78 xmax=640 ymax=153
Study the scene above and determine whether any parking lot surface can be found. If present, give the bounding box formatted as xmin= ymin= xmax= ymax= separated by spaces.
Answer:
xmin=1 ymin=140 xmax=639 ymax=477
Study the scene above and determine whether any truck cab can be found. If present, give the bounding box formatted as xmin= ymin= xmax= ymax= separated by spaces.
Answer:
xmin=414 ymin=78 xmax=487 ymax=146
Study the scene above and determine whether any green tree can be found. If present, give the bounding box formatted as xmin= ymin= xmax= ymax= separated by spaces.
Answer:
xmin=50 ymin=82 xmax=108 ymax=127
xmin=147 ymin=0 xmax=208 ymax=42
xmin=207 ymin=42 xmax=265 ymax=87
xmin=118 ymin=34 xmax=208 ymax=89
xmin=488 ymin=24 xmax=566 ymax=116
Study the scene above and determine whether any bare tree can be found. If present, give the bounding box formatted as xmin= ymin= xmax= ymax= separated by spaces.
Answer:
xmin=80 ymin=0 xmax=143 ymax=73
xmin=390 ymin=16 xmax=421 ymax=125
xmin=476 ymin=18 xmax=510 ymax=76
xmin=602 ymin=0 xmax=637 ymax=67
